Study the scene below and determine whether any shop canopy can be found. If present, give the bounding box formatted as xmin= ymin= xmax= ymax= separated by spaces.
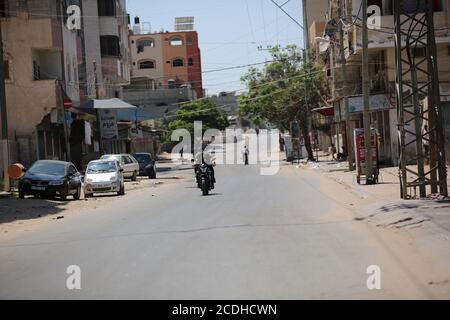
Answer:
xmin=79 ymin=98 xmax=137 ymax=110
xmin=312 ymin=106 xmax=334 ymax=117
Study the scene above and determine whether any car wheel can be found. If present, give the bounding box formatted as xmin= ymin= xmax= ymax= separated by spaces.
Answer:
xmin=131 ymin=171 xmax=137 ymax=181
xmin=73 ymin=186 xmax=81 ymax=200
xmin=60 ymin=194 xmax=67 ymax=201
xmin=149 ymin=168 xmax=156 ymax=179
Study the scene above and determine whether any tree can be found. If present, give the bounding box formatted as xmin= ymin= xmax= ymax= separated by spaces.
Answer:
xmin=165 ymin=98 xmax=229 ymax=146
xmin=238 ymin=45 xmax=327 ymax=160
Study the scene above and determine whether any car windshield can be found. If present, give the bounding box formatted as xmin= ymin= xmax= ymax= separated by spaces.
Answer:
xmin=133 ymin=154 xmax=151 ymax=164
xmin=28 ymin=162 xmax=66 ymax=176
xmin=87 ymin=162 xmax=117 ymax=174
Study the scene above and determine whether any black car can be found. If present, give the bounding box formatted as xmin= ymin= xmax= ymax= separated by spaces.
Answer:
xmin=18 ymin=160 xmax=82 ymax=200
xmin=132 ymin=153 xmax=156 ymax=179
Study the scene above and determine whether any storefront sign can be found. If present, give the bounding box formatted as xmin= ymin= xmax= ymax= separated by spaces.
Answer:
xmin=99 ymin=109 xmax=119 ymax=140
xmin=348 ymin=94 xmax=391 ymax=113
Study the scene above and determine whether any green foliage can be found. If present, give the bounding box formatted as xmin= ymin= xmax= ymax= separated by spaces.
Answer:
xmin=238 ymin=45 xmax=327 ymax=132
xmin=164 ymin=98 xmax=229 ymax=146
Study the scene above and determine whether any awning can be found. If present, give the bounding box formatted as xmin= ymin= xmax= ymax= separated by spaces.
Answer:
xmin=312 ymin=106 xmax=334 ymax=117
xmin=79 ymin=98 xmax=137 ymax=110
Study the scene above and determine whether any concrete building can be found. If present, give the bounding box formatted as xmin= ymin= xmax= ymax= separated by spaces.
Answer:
xmin=128 ymin=18 xmax=203 ymax=98
xmin=81 ymin=0 xmax=130 ymax=99
xmin=0 ymin=0 xmax=84 ymax=172
xmin=312 ymin=0 xmax=450 ymax=166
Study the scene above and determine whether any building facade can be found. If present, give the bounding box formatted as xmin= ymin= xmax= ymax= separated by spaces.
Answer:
xmin=129 ymin=21 xmax=203 ymax=98
xmin=1 ymin=0 xmax=84 ymax=171
xmin=312 ymin=0 xmax=450 ymax=166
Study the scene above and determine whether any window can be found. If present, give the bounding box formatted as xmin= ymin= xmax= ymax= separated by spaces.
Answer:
xmin=33 ymin=60 xmax=41 ymax=80
xmin=169 ymin=37 xmax=183 ymax=46
xmin=68 ymin=165 xmax=78 ymax=176
xmin=168 ymin=79 xmax=176 ymax=88
xmin=0 ymin=0 xmax=8 ymax=18
xmin=187 ymin=37 xmax=193 ymax=45
xmin=137 ymin=39 xmax=154 ymax=53
xmin=139 ymin=60 xmax=155 ymax=69
xmin=413 ymin=47 xmax=426 ymax=57
xmin=98 ymin=0 xmax=116 ymax=17
xmin=188 ymin=58 xmax=194 ymax=66
xmin=4 ymin=60 xmax=9 ymax=80
xmin=172 ymin=58 xmax=184 ymax=67
xmin=100 ymin=36 xmax=120 ymax=57
xmin=124 ymin=156 xmax=133 ymax=164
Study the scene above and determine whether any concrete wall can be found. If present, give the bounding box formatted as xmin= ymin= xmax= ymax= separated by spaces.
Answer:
xmin=3 ymin=17 xmax=60 ymax=139
xmin=82 ymin=0 xmax=103 ymax=98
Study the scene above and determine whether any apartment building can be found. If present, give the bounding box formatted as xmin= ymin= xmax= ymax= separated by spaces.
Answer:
xmin=82 ymin=0 xmax=130 ymax=99
xmin=314 ymin=0 xmax=450 ymax=165
xmin=0 ymin=0 xmax=84 ymax=170
xmin=128 ymin=20 xmax=203 ymax=99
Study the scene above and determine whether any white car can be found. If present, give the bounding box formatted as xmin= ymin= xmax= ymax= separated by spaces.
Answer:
xmin=84 ymin=160 xmax=125 ymax=197
xmin=100 ymin=154 xmax=139 ymax=181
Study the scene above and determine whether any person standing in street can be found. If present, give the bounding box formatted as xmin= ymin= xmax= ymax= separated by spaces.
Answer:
xmin=243 ymin=146 xmax=249 ymax=165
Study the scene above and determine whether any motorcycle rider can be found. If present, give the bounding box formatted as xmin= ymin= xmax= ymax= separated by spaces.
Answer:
xmin=193 ymin=149 xmax=216 ymax=188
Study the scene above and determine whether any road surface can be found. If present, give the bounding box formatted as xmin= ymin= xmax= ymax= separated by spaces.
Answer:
xmin=0 ymin=161 xmax=448 ymax=299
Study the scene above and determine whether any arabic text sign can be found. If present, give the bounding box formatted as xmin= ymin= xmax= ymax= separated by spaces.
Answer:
xmin=99 ymin=109 xmax=119 ymax=140
xmin=348 ymin=94 xmax=391 ymax=113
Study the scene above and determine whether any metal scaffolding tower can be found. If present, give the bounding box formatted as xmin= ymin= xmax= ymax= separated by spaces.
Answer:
xmin=394 ymin=0 xmax=448 ymax=199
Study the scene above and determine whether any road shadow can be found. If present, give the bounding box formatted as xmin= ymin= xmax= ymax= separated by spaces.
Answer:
xmin=0 ymin=197 xmax=71 ymax=224
xmin=202 ymin=193 xmax=222 ymax=197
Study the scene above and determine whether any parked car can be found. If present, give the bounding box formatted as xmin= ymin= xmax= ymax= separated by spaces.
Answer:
xmin=132 ymin=153 xmax=157 ymax=179
xmin=84 ymin=160 xmax=125 ymax=197
xmin=100 ymin=154 xmax=139 ymax=181
xmin=18 ymin=160 xmax=82 ymax=200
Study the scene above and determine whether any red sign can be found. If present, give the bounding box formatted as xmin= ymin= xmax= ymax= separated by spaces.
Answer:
xmin=63 ymin=97 xmax=73 ymax=109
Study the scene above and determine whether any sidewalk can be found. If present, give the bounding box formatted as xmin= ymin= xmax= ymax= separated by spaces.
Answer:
xmin=298 ymin=152 xmax=450 ymax=273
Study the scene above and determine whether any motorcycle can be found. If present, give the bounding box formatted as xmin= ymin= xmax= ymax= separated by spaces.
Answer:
xmin=194 ymin=163 xmax=214 ymax=196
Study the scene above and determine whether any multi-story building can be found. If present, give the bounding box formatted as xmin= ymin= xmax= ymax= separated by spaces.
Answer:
xmin=128 ymin=19 xmax=203 ymax=98
xmin=314 ymin=0 xmax=450 ymax=166
xmin=82 ymin=0 xmax=130 ymax=99
xmin=0 ymin=0 xmax=84 ymax=170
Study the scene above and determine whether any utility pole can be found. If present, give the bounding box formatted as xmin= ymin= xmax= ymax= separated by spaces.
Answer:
xmin=93 ymin=61 xmax=104 ymax=155
xmin=362 ymin=0 xmax=373 ymax=183
xmin=302 ymin=0 xmax=309 ymax=63
xmin=57 ymin=81 xmax=71 ymax=162
xmin=0 ymin=21 xmax=10 ymax=192
xmin=302 ymin=0 xmax=315 ymax=161
xmin=337 ymin=0 xmax=354 ymax=171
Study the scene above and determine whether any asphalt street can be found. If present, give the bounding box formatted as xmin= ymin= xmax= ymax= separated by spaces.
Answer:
xmin=0 ymin=160 xmax=445 ymax=299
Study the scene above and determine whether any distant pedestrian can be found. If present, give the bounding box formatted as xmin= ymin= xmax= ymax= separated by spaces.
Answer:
xmin=180 ymin=148 xmax=184 ymax=162
xmin=331 ymin=143 xmax=337 ymax=161
xmin=242 ymin=146 xmax=249 ymax=165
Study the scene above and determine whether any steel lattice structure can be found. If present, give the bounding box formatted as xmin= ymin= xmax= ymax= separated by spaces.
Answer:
xmin=394 ymin=0 xmax=448 ymax=199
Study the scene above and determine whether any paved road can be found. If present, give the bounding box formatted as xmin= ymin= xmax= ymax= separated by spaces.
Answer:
xmin=0 ymin=161 xmax=444 ymax=299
